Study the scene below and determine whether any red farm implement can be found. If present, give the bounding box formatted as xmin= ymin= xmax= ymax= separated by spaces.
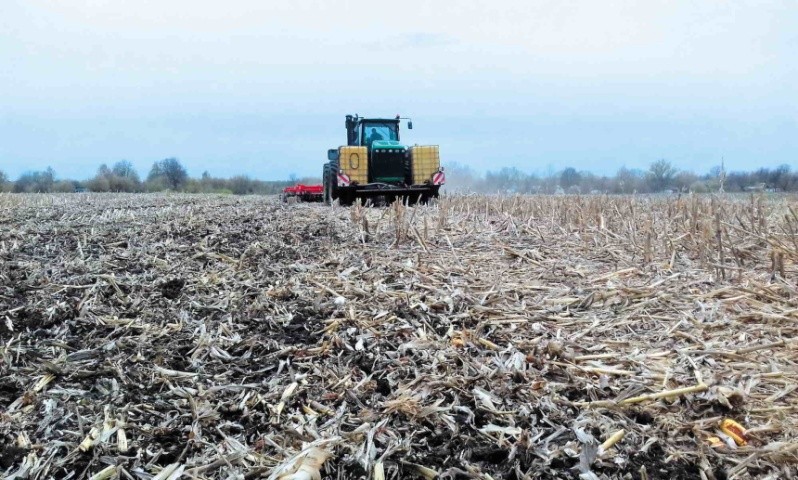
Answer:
xmin=281 ymin=184 xmax=324 ymax=203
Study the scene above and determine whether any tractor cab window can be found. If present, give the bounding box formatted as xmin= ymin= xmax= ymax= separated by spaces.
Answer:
xmin=362 ymin=123 xmax=398 ymax=146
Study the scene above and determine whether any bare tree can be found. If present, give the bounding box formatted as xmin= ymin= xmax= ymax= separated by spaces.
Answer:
xmin=674 ymin=171 xmax=698 ymax=192
xmin=772 ymin=164 xmax=794 ymax=192
xmin=0 ymin=170 xmax=10 ymax=192
xmin=647 ymin=159 xmax=677 ymax=192
xmin=15 ymin=167 xmax=56 ymax=193
xmin=148 ymin=158 xmax=188 ymax=190
xmin=560 ymin=167 xmax=581 ymax=189
xmin=614 ymin=167 xmax=645 ymax=193
xmin=112 ymin=160 xmax=138 ymax=180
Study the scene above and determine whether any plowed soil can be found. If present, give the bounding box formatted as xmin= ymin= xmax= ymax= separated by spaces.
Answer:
xmin=1 ymin=193 xmax=796 ymax=479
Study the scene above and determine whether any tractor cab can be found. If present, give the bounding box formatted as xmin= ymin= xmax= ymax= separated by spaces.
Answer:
xmin=346 ymin=115 xmax=407 ymax=151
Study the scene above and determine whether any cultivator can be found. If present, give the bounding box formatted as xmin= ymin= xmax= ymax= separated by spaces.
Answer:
xmin=281 ymin=184 xmax=323 ymax=203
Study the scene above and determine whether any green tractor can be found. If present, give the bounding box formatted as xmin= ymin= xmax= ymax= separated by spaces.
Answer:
xmin=322 ymin=114 xmax=445 ymax=206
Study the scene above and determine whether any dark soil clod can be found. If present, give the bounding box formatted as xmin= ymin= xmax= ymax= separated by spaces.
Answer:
xmin=159 ymin=278 xmax=186 ymax=299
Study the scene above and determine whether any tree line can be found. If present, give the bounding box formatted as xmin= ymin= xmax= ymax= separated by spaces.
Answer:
xmin=1 ymin=157 xmax=796 ymax=194
xmin=0 ymin=158 xmax=316 ymax=194
xmin=446 ymin=159 xmax=798 ymax=194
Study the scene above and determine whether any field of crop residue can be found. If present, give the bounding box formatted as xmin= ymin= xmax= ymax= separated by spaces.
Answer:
xmin=1 ymin=193 xmax=797 ymax=479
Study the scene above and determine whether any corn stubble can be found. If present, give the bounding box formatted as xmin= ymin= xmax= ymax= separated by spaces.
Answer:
xmin=0 ymin=192 xmax=796 ymax=479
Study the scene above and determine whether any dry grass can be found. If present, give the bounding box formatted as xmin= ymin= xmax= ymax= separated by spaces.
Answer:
xmin=1 ymin=192 xmax=797 ymax=479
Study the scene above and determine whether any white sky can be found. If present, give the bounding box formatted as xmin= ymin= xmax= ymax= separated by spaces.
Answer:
xmin=1 ymin=0 xmax=796 ymax=179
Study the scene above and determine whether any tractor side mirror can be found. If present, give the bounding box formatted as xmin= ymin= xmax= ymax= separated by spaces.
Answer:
xmin=327 ymin=149 xmax=339 ymax=161
xmin=408 ymin=121 xmax=413 ymax=130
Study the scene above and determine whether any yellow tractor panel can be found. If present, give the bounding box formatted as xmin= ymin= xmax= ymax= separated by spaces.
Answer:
xmin=410 ymin=145 xmax=440 ymax=185
xmin=339 ymin=146 xmax=369 ymax=185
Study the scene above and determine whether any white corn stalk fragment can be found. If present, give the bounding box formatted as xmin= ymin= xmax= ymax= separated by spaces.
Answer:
xmin=166 ymin=465 xmax=186 ymax=480
xmin=99 ymin=408 xmax=118 ymax=443
xmin=274 ymin=447 xmax=331 ymax=480
xmin=117 ymin=427 xmax=129 ymax=453
xmin=153 ymin=365 xmax=199 ymax=378
xmin=5 ymin=452 xmax=38 ymax=479
xmin=402 ymin=462 xmax=438 ymax=480
xmin=374 ymin=462 xmax=385 ymax=480
xmin=151 ymin=463 xmax=184 ymax=480
xmin=79 ymin=427 xmax=102 ymax=452
xmin=16 ymin=431 xmax=32 ymax=449
xmin=88 ymin=465 xmax=117 ymax=480
xmin=478 ymin=338 xmax=499 ymax=350
xmin=33 ymin=374 xmax=56 ymax=393
xmin=309 ymin=401 xmax=334 ymax=415
xmin=210 ymin=345 xmax=233 ymax=360
xmin=276 ymin=381 xmax=299 ymax=418
xmin=598 ymin=429 xmax=626 ymax=455
xmin=472 ymin=387 xmax=500 ymax=412
xmin=115 ymin=415 xmax=129 ymax=452
xmin=480 ymin=424 xmax=523 ymax=436
xmin=620 ymin=383 xmax=707 ymax=404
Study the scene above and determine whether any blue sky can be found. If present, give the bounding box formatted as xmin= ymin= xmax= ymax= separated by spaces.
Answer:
xmin=1 ymin=0 xmax=796 ymax=180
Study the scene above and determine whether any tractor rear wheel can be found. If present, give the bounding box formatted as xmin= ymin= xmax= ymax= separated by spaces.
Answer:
xmin=323 ymin=164 xmax=334 ymax=205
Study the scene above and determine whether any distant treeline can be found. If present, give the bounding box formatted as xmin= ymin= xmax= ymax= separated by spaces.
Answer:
xmin=1 ymin=157 xmax=796 ymax=194
xmin=0 ymin=158 xmax=319 ymax=194
xmin=446 ymin=159 xmax=798 ymax=194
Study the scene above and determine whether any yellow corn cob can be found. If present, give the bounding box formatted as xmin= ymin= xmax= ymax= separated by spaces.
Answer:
xmin=720 ymin=418 xmax=748 ymax=446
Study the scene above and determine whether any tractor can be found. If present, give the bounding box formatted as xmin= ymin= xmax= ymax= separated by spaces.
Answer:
xmin=322 ymin=114 xmax=445 ymax=206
